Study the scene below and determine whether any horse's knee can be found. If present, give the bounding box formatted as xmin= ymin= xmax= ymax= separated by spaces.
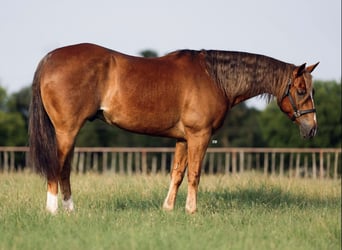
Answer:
xmin=172 ymin=170 xmax=185 ymax=186
xmin=187 ymin=170 xmax=200 ymax=188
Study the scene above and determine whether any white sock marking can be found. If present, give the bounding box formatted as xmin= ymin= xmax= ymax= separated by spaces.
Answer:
xmin=62 ymin=196 xmax=74 ymax=212
xmin=46 ymin=192 xmax=58 ymax=214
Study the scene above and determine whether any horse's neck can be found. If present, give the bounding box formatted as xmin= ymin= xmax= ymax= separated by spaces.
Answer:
xmin=204 ymin=50 xmax=293 ymax=106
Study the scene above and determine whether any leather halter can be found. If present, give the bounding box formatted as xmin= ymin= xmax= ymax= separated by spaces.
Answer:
xmin=281 ymin=80 xmax=316 ymax=121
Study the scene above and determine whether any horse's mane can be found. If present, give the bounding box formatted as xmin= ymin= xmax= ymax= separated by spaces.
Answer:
xmin=202 ymin=50 xmax=295 ymax=103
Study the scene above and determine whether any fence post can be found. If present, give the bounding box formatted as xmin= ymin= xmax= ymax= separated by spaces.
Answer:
xmin=119 ymin=152 xmax=124 ymax=175
xmin=271 ymin=152 xmax=276 ymax=176
xmin=263 ymin=153 xmax=268 ymax=176
xmin=312 ymin=153 xmax=317 ymax=179
xmin=326 ymin=153 xmax=331 ymax=178
xmin=142 ymin=151 xmax=147 ymax=175
xmin=232 ymin=151 xmax=237 ymax=175
xmin=10 ymin=151 xmax=15 ymax=172
xmin=126 ymin=152 xmax=132 ymax=175
xmin=135 ymin=152 xmax=141 ymax=174
xmin=319 ymin=150 xmax=324 ymax=179
xmin=225 ymin=153 xmax=230 ymax=175
xmin=239 ymin=151 xmax=244 ymax=174
xmin=0 ymin=147 xmax=340 ymax=178
xmin=334 ymin=152 xmax=338 ymax=180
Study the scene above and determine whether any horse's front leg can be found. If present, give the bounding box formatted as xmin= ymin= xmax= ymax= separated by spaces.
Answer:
xmin=163 ymin=140 xmax=188 ymax=211
xmin=185 ymin=131 xmax=211 ymax=214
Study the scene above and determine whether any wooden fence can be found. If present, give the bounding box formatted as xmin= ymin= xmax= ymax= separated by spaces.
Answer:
xmin=0 ymin=147 xmax=341 ymax=179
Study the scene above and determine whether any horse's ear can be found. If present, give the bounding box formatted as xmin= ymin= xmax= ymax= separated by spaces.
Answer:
xmin=294 ymin=63 xmax=306 ymax=77
xmin=306 ymin=62 xmax=319 ymax=73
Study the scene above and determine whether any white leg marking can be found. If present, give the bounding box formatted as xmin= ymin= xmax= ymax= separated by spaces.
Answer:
xmin=163 ymin=181 xmax=175 ymax=211
xmin=62 ymin=196 xmax=74 ymax=212
xmin=46 ymin=192 xmax=58 ymax=214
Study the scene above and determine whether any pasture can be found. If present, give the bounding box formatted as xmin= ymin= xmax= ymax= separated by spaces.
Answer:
xmin=0 ymin=173 xmax=340 ymax=250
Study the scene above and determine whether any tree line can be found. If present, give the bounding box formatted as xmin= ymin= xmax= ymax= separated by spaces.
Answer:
xmin=0 ymin=51 xmax=341 ymax=148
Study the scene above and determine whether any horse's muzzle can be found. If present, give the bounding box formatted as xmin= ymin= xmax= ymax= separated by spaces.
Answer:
xmin=300 ymin=123 xmax=317 ymax=139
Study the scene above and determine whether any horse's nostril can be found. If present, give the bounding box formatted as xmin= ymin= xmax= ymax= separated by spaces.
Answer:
xmin=309 ymin=126 xmax=317 ymax=138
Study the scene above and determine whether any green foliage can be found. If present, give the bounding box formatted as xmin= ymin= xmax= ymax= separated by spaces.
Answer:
xmin=0 ymin=85 xmax=27 ymax=146
xmin=0 ymin=111 xmax=27 ymax=146
xmin=313 ymin=81 xmax=342 ymax=147
xmin=213 ymin=103 xmax=265 ymax=147
xmin=0 ymin=86 xmax=7 ymax=111
xmin=139 ymin=49 xmax=158 ymax=58
xmin=7 ymin=86 xmax=31 ymax=128
xmin=0 ymin=174 xmax=340 ymax=250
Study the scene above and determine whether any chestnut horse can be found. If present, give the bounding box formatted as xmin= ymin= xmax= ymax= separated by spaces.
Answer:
xmin=29 ymin=43 xmax=319 ymax=214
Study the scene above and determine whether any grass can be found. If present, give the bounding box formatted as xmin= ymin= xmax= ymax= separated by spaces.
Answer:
xmin=0 ymin=173 xmax=340 ymax=250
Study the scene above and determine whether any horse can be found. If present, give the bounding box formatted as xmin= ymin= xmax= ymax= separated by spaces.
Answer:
xmin=28 ymin=43 xmax=319 ymax=214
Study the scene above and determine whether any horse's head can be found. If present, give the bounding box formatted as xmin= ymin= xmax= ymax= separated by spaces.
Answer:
xmin=278 ymin=62 xmax=319 ymax=139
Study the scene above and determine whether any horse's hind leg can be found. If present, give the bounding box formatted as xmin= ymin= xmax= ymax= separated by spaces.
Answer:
xmin=59 ymin=145 xmax=75 ymax=212
xmin=57 ymin=131 xmax=77 ymax=212
xmin=46 ymin=179 xmax=59 ymax=214
xmin=163 ymin=140 xmax=188 ymax=211
xmin=46 ymin=131 xmax=77 ymax=214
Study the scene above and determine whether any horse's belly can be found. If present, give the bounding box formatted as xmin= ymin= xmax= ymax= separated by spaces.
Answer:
xmin=101 ymin=106 xmax=184 ymax=138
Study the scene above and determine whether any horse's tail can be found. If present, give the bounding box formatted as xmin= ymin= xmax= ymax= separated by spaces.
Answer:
xmin=29 ymin=59 xmax=59 ymax=180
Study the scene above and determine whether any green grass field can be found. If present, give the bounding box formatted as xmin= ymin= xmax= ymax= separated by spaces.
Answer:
xmin=0 ymin=173 xmax=340 ymax=250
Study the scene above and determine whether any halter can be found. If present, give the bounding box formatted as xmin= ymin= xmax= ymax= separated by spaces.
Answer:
xmin=281 ymin=79 xmax=316 ymax=121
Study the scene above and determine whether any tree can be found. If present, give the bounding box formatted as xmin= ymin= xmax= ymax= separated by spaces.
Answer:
xmin=139 ymin=49 xmax=158 ymax=58
xmin=0 ymin=111 xmax=27 ymax=146
xmin=0 ymin=85 xmax=7 ymax=111
xmin=7 ymin=86 xmax=31 ymax=128
xmin=0 ymin=85 xmax=27 ymax=146
xmin=313 ymin=81 xmax=341 ymax=147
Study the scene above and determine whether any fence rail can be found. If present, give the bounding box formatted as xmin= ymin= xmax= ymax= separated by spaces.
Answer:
xmin=0 ymin=147 xmax=341 ymax=179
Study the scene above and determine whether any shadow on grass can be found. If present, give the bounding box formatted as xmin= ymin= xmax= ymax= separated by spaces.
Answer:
xmin=199 ymin=185 xmax=341 ymax=212
xmin=85 ymin=185 xmax=340 ymax=213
